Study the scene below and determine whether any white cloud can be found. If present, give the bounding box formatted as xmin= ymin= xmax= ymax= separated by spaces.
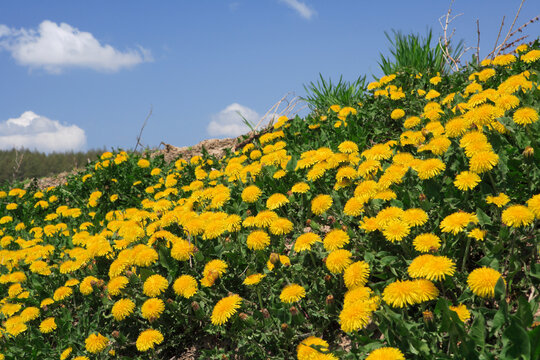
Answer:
xmin=0 ymin=111 xmax=86 ymax=153
xmin=279 ymin=0 xmax=316 ymax=19
xmin=0 ymin=20 xmax=152 ymax=73
xmin=207 ymin=103 xmax=261 ymax=138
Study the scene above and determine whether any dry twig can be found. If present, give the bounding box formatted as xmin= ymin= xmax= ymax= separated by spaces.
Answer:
xmin=134 ymin=105 xmax=153 ymax=152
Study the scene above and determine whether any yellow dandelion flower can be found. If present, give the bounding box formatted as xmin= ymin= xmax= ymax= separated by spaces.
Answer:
xmin=201 ymin=259 xmax=228 ymax=287
xmin=366 ymin=347 xmax=405 ymax=360
xmin=297 ymin=336 xmax=338 ymax=360
xmin=280 ymin=284 xmax=306 ymax=303
xmin=401 ymin=208 xmax=428 ymax=227
xmin=311 ymin=194 xmax=333 ymax=215
xmin=338 ymin=141 xmax=359 ymax=154
xmin=468 ymin=228 xmax=486 ymax=241
xmin=326 ymin=249 xmax=353 ymax=274
xmin=173 ymin=275 xmax=198 ymax=298
xmin=246 ymin=230 xmax=271 ymax=250
xmin=291 ymin=182 xmax=310 ymax=194
xmin=382 ymin=220 xmax=410 ymax=242
xmin=141 ymin=298 xmax=165 ymax=320
xmin=521 ymin=49 xmax=540 ymax=63
xmin=39 ymin=317 xmax=56 ymax=333
xmin=339 ymin=298 xmax=378 ymax=332
xmin=425 ymin=89 xmax=440 ymax=100
xmin=454 ymin=171 xmax=481 ymax=191
xmin=269 ymin=217 xmax=293 ymax=235
xmin=467 ymin=267 xmax=503 ymax=298
xmin=266 ymin=193 xmax=289 ymax=210
xmin=403 ymin=116 xmax=421 ymax=128
xmin=501 ymin=205 xmax=534 ymax=227
xmin=440 ymin=212 xmax=478 ymax=235
xmin=85 ymin=333 xmax=108 ymax=353
xmin=211 ymin=294 xmax=242 ymax=325
xmin=254 ymin=210 xmax=279 ymax=228
xmin=243 ymin=273 xmax=265 ymax=285
xmin=493 ymin=53 xmax=516 ymax=66
xmin=414 ymin=158 xmax=446 ymax=180
xmin=527 ymin=194 xmax=540 ymax=218
xmin=323 ymin=229 xmax=350 ymax=251
xmin=112 ymin=298 xmax=135 ymax=321
xmin=391 ymin=109 xmax=405 ymax=120
xmin=19 ymin=307 xmax=39 ymax=322
xmin=171 ymin=239 xmax=194 ymax=261
xmin=241 ymin=185 xmax=262 ymax=203
xmin=60 ymin=347 xmax=72 ymax=360
xmin=449 ymin=304 xmax=471 ymax=322
xmin=136 ymin=329 xmax=164 ymax=352
xmin=107 ymin=276 xmax=129 ymax=296
xmin=294 ymin=232 xmax=321 ymax=252
xmin=143 ymin=275 xmax=169 ymax=297
xmin=53 ymin=286 xmax=73 ymax=301
xmin=344 ymin=261 xmax=370 ymax=289
xmin=513 ymin=107 xmax=539 ymax=126
xmin=486 ymin=193 xmax=510 ymax=207
xmin=344 ymin=197 xmax=365 ymax=216
xmin=413 ymin=233 xmax=441 ymax=252
xmin=408 ymin=254 xmax=456 ymax=281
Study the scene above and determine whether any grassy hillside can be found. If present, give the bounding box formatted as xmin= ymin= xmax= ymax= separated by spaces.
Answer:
xmin=0 ymin=44 xmax=539 ymax=360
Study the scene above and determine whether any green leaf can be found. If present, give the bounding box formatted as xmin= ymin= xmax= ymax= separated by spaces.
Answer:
xmin=529 ymin=327 xmax=540 ymax=360
xmin=502 ymin=316 xmax=530 ymax=359
xmin=494 ymin=277 xmax=506 ymax=302
xmin=469 ymin=312 xmax=485 ymax=351
xmin=476 ymin=208 xmax=492 ymax=226
xmin=516 ymin=296 xmax=534 ymax=328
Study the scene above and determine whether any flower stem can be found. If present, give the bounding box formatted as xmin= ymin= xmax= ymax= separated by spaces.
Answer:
xmin=461 ymin=236 xmax=472 ymax=272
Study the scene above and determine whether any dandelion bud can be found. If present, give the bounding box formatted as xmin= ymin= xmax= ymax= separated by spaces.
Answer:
xmin=289 ymin=306 xmax=299 ymax=316
xmin=423 ymin=310 xmax=434 ymax=324
xmin=191 ymin=301 xmax=200 ymax=312
xmin=523 ymin=146 xmax=534 ymax=157
xmin=239 ymin=312 xmax=249 ymax=321
xmin=287 ymin=191 xmax=293 ymax=197
xmin=269 ymin=253 xmax=279 ymax=264
xmin=341 ymin=225 xmax=347 ymax=231
xmin=97 ymin=280 xmax=105 ymax=288
xmin=111 ymin=330 xmax=120 ymax=338
xmin=281 ymin=323 xmax=288 ymax=331
xmin=246 ymin=209 xmax=251 ymax=216
xmin=306 ymin=219 xmax=311 ymax=226
xmin=419 ymin=193 xmax=427 ymax=202
xmin=324 ymin=275 xmax=332 ymax=282
xmin=125 ymin=270 xmax=134 ymax=277
xmin=328 ymin=216 xmax=336 ymax=224
xmin=166 ymin=298 xmax=173 ymax=304
xmin=261 ymin=308 xmax=270 ymax=318
xmin=326 ymin=295 xmax=334 ymax=305
xmin=421 ymin=128 xmax=430 ymax=137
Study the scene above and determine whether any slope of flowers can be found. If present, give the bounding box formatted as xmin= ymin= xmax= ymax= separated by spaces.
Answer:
xmin=1 ymin=45 xmax=539 ymax=360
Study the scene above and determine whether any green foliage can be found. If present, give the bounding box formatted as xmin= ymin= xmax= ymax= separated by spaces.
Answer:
xmin=378 ymin=29 xmax=464 ymax=75
xmin=302 ymin=74 xmax=366 ymax=111
xmin=0 ymin=42 xmax=539 ymax=360
xmin=0 ymin=148 xmax=106 ymax=185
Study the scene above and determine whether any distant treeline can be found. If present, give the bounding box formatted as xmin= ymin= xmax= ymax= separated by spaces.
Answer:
xmin=0 ymin=148 xmax=107 ymax=184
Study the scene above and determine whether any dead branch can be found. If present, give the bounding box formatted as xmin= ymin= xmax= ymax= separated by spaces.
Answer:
xmin=134 ymin=105 xmax=153 ymax=152
xmin=476 ymin=19 xmax=480 ymax=63
xmin=496 ymin=0 xmax=525 ymax=56
xmin=490 ymin=16 xmax=506 ymax=59
xmin=438 ymin=0 xmax=464 ymax=71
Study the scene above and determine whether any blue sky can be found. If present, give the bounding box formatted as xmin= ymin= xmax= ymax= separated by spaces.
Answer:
xmin=0 ymin=0 xmax=538 ymax=153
